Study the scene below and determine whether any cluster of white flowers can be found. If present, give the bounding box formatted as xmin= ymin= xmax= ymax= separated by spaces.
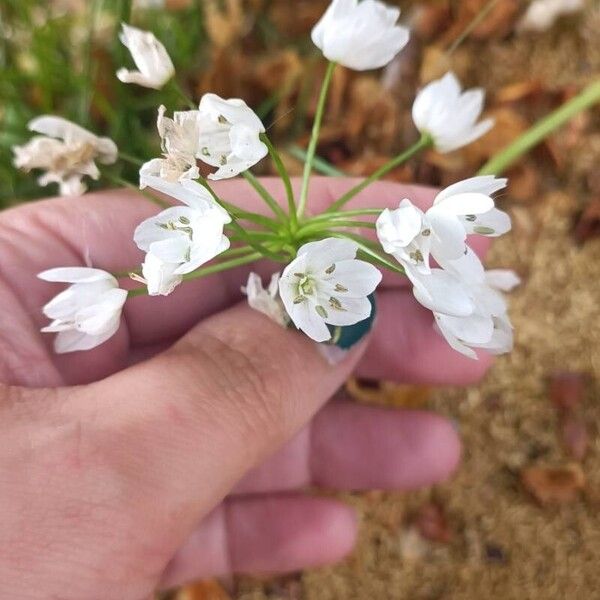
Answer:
xmin=27 ymin=0 xmax=519 ymax=359
xmin=377 ymin=176 xmax=518 ymax=358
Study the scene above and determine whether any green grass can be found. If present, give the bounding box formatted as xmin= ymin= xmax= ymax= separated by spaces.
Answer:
xmin=0 ymin=0 xmax=213 ymax=207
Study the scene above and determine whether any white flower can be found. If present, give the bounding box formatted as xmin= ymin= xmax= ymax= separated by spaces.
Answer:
xmin=242 ymin=272 xmax=289 ymax=327
xmin=311 ymin=0 xmax=410 ymax=71
xmin=278 ymin=238 xmax=382 ymax=342
xmin=376 ymin=176 xmax=511 ymax=271
xmin=13 ymin=116 xmax=117 ymax=196
xmin=197 ymin=93 xmax=268 ymax=180
xmin=412 ymin=72 xmax=494 ymax=153
xmin=406 ymin=250 xmax=520 ymax=359
xmin=131 ymin=252 xmax=183 ymax=296
xmin=116 ymin=24 xmax=174 ymax=89
xmin=134 ymin=179 xmax=231 ymax=276
xmin=140 ymin=105 xmax=200 ymax=186
xmin=38 ymin=267 xmax=128 ymax=353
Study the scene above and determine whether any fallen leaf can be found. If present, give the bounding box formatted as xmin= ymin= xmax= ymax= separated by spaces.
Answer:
xmin=521 ymin=463 xmax=586 ymax=505
xmin=175 ymin=580 xmax=232 ymax=600
xmin=471 ymin=0 xmax=520 ymax=39
xmin=506 ymin=163 xmax=540 ymax=203
xmin=549 ymin=371 xmax=587 ymax=411
xmin=561 ymin=414 xmax=589 ymax=461
xmin=413 ymin=503 xmax=452 ymax=544
xmin=494 ymin=80 xmax=543 ymax=104
xmin=573 ymin=199 xmax=600 ymax=245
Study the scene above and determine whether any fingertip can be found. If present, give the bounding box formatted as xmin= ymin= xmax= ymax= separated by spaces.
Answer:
xmin=416 ymin=413 xmax=462 ymax=483
xmin=311 ymin=499 xmax=358 ymax=563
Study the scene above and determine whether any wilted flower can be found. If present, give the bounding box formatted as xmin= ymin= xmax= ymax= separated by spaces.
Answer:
xmin=13 ymin=116 xmax=118 ymax=196
xmin=279 ymin=238 xmax=382 ymax=342
xmin=376 ymin=176 xmax=510 ymax=271
xmin=412 ymin=72 xmax=494 ymax=153
xmin=140 ymin=105 xmax=200 ymax=186
xmin=197 ymin=93 xmax=268 ymax=180
xmin=116 ymin=23 xmax=175 ymax=89
xmin=311 ymin=0 xmax=410 ymax=71
xmin=38 ymin=267 xmax=128 ymax=353
xmin=134 ymin=179 xmax=231 ymax=277
xmin=242 ymin=272 xmax=289 ymax=327
xmin=131 ymin=252 xmax=183 ymax=296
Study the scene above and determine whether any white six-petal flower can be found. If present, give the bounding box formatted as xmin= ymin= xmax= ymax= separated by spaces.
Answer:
xmin=278 ymin=238 xmax=382 ymax=342
xmin=38 ymin=267 xmax=128 ymax=353
xmin=242 ymin=272 xmax=289 ymax=327
xmin=311 ymin=0 xmax=410 ymax=71
xmin=412 ymin=72 xmax=494 ymax=153
xmin=13 ymin=116 xmax=117 ymax=196
xmin=116 ymin=23 xmax=175 ymax=89
xmin=377 ymin=176 xmax=510 ymax=271
xmin=134 ymin=179 xmax=231 ymax=280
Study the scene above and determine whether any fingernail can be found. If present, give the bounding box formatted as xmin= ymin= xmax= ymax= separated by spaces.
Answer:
xmin=319 ymin=293 xmax=377 ymax=365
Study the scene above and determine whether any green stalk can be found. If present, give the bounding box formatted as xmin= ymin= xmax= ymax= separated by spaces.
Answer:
xmin=171 ymin=80 xmax=196 ymax=110
xmin=119 ymin=151 xmax=145 ymax=167
xmin=260 ymin=133 xmax=297 ymax=226
xmin=296 ymin=220 xmax=376 ymax=239
xmin=297 ymin=61 xmax=337 ymax=219
xmin=242 ymin=171 xmax=287 ymax=221
xmin=308 ymin=208 xmax=382 ymax=221
xmin=128 ymin=252 xmax=262 ymax=297
xmin=479 ymin=79 xmax=600 ymax=176
xmin=102 ymin=171 xmax=169 ymax=208
xmin=218 ymin=199 xmax=281 ymax=232
xmin=288 ymin=144 xmax=346 ymax=177
xmin=327 ymin=133 xmax=432 ymax=213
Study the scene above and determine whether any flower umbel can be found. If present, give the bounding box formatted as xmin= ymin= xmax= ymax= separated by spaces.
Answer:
xmin=412 ymin=72 xmax=494 ymax=153
xmin=13 ymin=116 xmax=117 ymax=196
xmin=116 ymin=23 xmax=175 ymax=89
xmin=279 ymin=238 xmax=382 ymax=342
xmin=197 ymin=93 xmax=268 ymax=180
xmin=311 ymin=0 xmax=410 ymax=71
xmin=38 ymin=267 xmax=127 ymax=353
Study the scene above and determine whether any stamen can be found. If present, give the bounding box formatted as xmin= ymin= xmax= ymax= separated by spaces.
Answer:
xmin=465 ymin=215 xmax=477 ymax=222
xmin=315 ymin=305 xmax=328 ymax=318
xmin=325 ymin=264 xmax=336 ymax=274
xmin=329 ymin=297 xmax=345 ymax=311
xmin=334 ymin=283 xmax=348 ymax=292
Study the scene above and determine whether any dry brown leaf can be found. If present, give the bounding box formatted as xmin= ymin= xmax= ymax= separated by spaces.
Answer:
xmin=521 ymin=463 xmax=586 ymax=505
xmin=505 ymin=163 xmax=540 ymax=203
xmin=419 ymin=45 xmax=452 ymax=84
xmin=345 ymin=378 xmax=431 ymax=408
xmin=413 ymin=503 xmax=452 ymax=544
xmin=412 ymin=2 xmax=452 ymax=40
xmin=203 ymin=0 xmax=244 ymax=49
xmin=494 ymin=80 xmax=543 ymax=104
xmin=269 ymin=0 xmax=328 ymax=37
xmin=561 ymin=415 xmax=589 ymax=461
xmin=470 ymin=0 xmax=520 ymax=39
xmin=549 ymin=371 xmax=587 ymax=411
xmin=175 ymin=579 xmax=232 ymax=600
xmin=573 ymin=199 xmax=600 ymax=245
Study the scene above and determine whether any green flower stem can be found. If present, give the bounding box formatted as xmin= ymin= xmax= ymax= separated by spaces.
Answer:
xmin=330 ymin=232 xmax=406 ymax=275
xmin=307 ymin=208 xmax=382 ymax=221
xmin=296 ymin=220 xmax=376 ymax=239
xmin=127 ymin=252 xmax=262 ymax=297
xmin=218 ymin=200 xmax=281 ymax=231
xmin=197 ymin=176 xmax=282 ymax=261
xmin=326 ymin=133 xmax=432 ymax=213
xmin=261 ymin=133 xmax=297 ymax=227
xmin=242 ymin=171 xmax=287 ymax=222
xmin=102 ymin=171 xmax=169 ymax=208
xmin=118 ymin=151 xmax=145 ymax=167
xmin=171 ymin=80 xmax=196 ymax=110
xmin=479 ymin=79 xmax=600 ymax=176
xmin=288 ymin=144 xmax=346 ymax=177
xmin=297 ymin=60 xmax=337 ymax=220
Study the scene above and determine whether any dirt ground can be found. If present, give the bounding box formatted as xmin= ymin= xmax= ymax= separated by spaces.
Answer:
xmin=206 ymin=3 xmax=600 ymax=599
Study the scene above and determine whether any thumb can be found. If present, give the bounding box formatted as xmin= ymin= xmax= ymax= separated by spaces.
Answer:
xmin=76 ymin=302 xmax=368 ymax=546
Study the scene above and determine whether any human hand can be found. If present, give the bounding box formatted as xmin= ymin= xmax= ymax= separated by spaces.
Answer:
xmin=0 ymin=178 xmax=491 ymax=599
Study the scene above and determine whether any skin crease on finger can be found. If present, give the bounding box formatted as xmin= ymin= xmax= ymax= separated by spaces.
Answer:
xmin=0 ymin=180 xmax=487 ymax=599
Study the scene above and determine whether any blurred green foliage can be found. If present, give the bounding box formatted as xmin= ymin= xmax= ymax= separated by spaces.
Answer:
xmin=0 ymin=0 xmax=210 ymax=207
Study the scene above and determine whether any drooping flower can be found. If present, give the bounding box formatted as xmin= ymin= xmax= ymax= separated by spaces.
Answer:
xmin=406 ymin=249 xmax=520 ymax=359
xmin=311 ymin=0 xmax=410 ymax=71
xmin=412 ymin=72 xmax=494 ymax=153
xmin=133 ymin=179 xmax=231 ymax=277
xmin=38 ymin=267 xmax=128 ymax=353
xmin=140 ymin=105 xmax=200 ymax=186
xmin=116 ymin=23 xmax=174 ymax=89
xmin=278 ymin=238 xmax=382 ymax=342
xmin=131 ymin=252 xmax=183 ymax=296
xmin=196 ymin=93 xmax=268 ymax=180
xmin=376 ymin=176 xmax=510 ymax=271
xmin=13 ymin=116 xmax=118 ymax=196
xmin=242 ymin=272 xmax=289 ymax=327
